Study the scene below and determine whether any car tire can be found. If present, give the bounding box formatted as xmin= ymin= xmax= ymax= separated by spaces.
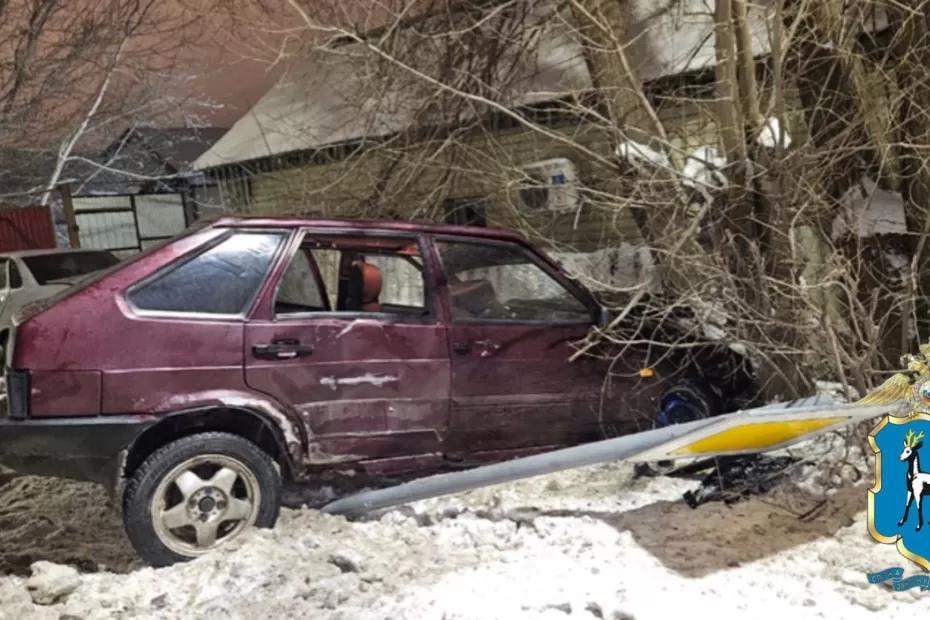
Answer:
xmin=641 ymin=379 xmax=723 ymax=476
xmin=122 ymin=432 xmax=281 ymax=567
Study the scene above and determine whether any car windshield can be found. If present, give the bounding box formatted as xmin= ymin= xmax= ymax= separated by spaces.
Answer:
xmin=23 ymin=251 xmax=120 ymax=285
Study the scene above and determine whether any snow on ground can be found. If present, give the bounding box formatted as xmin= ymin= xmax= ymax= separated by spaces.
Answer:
xmin=0 ymin=453 xmax=926 ymax=620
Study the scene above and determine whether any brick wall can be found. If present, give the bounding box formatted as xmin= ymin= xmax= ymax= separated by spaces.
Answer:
xmin=218 ymin=100 xmax=721 ymax=257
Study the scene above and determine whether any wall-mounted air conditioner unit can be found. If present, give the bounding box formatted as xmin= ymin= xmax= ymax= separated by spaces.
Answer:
xmin=514 ymin=158 xmax=580 ymax=213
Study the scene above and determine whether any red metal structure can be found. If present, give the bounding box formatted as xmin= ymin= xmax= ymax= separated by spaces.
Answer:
xmin=0 ymin=206 xmax=56 ymax=252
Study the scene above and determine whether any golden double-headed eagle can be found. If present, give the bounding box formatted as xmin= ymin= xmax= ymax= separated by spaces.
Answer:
xmin=858 ymin=342 xmax=930 ymax=415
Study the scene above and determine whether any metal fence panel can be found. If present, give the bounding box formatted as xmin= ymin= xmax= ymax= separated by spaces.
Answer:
xmin=135 ymin=194 xmax=186 ymax=239
xmin=73 ymin=196 xmax=131 ymax=211
xmin=72 ymin=192 xmax=189 ymax=254
xmin=75 ymin=211 xmax=138 ymax=251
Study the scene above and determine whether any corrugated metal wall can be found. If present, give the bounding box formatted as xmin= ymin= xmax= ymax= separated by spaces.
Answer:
xmin=0 ymin=206 xmax=56 ymax=252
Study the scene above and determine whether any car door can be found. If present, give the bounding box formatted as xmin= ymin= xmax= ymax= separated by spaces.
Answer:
xmin=3 ymin=258 xmax=43 ymax=324
xmin=244 ymin=229 xmax=451 ymax=467
xmin=435 ymin=236 xmax=618 ymax=456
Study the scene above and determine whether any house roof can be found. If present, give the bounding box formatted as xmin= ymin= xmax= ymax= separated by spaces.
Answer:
xmin=194 ymin=0 xmax=775 ymax=171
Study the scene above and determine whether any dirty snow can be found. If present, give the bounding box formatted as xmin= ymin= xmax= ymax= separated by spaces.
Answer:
xmin=681 ymin=145 xmax=728 ymax=191
xmin=757 ymin=116 xmax=792 ymax=149
xmin=0 ymin=448 xmax=926 ymax=619
xmin=616 ymin=140 xmax=671 ymax=170
xmin=833 ymin=176 xmax=908 ymax=239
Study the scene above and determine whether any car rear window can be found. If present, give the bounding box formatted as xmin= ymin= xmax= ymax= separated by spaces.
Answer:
xmin=24 ymin=251 xmax=120 ymax=285
xmin=128 ymin=232 xmax=284 ymax=316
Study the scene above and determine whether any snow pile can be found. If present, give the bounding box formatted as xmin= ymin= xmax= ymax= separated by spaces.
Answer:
xmin=616 ymin=140 xmax=671 ymax=170
xmin=833 ymin=176 xmax=907 ymax=239
xmin=681 ymin=145 xmax=728 ymax=191
xmin=757 ymin=116 xmax=792 ymax=149
xmin=0 ymin=456 xmax=925 ymax=619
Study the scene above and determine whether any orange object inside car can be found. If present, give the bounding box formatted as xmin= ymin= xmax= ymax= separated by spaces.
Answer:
xmin=360 ymin=261 xmax=383 ymax=312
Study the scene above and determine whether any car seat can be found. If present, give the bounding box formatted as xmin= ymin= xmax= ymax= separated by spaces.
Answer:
xmin=360 ymin=261 xmax=382 ymax=312
xmin=340 ymin=257 xmax=383 ymax=312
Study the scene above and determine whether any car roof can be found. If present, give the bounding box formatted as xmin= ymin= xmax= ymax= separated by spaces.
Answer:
xmin=0 ymin=248 xmax=113 ymax=259
xmin=213 ymin=216 xmax=528 ymax=243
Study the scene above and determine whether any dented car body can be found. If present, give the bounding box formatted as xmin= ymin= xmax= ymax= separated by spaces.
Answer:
xmin=0 ymin=216 xmax=753 ymax=482
xmin=0 ymin=217 xmax=751 ymax=564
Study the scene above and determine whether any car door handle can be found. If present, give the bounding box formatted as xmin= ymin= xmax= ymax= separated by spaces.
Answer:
xmin=253 ymin=340 xmax=313 ymax=360
xmin=452 ymin=342 xmax=471 ymax=354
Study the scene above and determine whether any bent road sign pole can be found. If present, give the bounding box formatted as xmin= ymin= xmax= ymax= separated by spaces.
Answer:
xmin=322 ymin=396 xmax=898 ymax=519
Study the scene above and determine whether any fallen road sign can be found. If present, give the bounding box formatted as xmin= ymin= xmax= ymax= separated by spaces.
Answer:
xmin=322 ymin=394 xmax=898 ymax=518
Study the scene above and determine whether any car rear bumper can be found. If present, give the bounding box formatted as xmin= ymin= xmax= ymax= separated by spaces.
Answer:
xmin=0 ymin=415 xmax=155 ymax=486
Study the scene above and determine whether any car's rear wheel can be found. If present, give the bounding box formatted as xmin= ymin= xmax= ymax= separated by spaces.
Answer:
xmin=123 ymin=432 xmax=281 ymax=567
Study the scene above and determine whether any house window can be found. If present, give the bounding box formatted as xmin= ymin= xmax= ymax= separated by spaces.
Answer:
xmin=443 ymin=197 xmax=488 ymax=227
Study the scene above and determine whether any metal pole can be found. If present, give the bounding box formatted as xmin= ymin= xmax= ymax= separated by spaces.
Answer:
xmin=322 ymin=415 xmax=719 ymax=518
xmin=321 ymin=396 xmax=892 ymax=519
xmin=57 ymin=183 xmax=80 ymax=249
xmin=129 ymin=194 xmax=142 ymax=252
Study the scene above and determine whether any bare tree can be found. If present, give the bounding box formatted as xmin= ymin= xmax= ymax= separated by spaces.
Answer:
xmin=0 ymin=0 xmax=237 ymax=200
xmin=212 ymin=0 xmax=930 ymax=406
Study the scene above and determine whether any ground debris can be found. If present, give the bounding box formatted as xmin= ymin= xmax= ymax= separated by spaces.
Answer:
xmin=682 ymin=455 xmax=798 ymax=508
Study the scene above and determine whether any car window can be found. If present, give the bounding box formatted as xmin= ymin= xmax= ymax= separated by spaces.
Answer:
xmin=0 ymin=260 xmax=7 ymax=289
xmin=129 ymin=232 xmax=284 ymax=315
xmin=23 ymin=251 xmax=120 ymax=285
xmin=436 ymin=240 xmax=590 ymax=323
xmin=274 ymin=234 xmax=427 ymax=317
xmin=276 ymin=249 xmax=328 ymax=312
xmin=9 ymin=261 xmax=21 ymax=288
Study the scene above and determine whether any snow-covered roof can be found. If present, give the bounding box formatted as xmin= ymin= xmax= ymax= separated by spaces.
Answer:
xmin=194 ymin=0 xmax=773 ymax=170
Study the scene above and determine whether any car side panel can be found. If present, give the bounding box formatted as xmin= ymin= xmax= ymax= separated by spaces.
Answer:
xmin=13 ymin=228 xmax=244 ymax=419
xmin=244 ymin=318 xmax=450 ymax=464
xmin=30 ymin=370 xmax=102 ymax=417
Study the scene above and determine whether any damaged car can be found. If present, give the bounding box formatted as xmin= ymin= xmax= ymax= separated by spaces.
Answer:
xmin=0 ymin=217 xmax=753 ymax=565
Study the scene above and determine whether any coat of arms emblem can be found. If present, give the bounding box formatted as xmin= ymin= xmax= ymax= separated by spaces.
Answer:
xmin=863 ymin=344 xmax=930 ymax=570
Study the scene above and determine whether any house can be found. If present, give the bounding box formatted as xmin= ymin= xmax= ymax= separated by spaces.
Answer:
xmin=193 ymin=0 xmax=774 ymax=288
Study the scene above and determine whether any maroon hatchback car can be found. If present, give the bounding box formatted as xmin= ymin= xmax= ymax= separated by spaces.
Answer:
xmin=0 ymin=217 xmax=750 ymax=565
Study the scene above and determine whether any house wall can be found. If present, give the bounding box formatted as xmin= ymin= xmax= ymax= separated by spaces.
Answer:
xmin=222 ymin=98 xmax=720 ymax=260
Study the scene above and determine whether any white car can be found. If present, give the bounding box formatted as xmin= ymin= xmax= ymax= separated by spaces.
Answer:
xmin=0 ymin=249 xmax=120 ymax=327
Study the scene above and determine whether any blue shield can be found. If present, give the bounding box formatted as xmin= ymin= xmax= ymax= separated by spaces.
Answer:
xmin=869 ymin=415 xmax=930 ymax=571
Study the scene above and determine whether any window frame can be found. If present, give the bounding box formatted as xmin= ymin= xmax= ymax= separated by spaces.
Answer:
xmin=124 ymin=228 xmax=289 ymax=321
xmin=434 ymin=235 xmax=598 ymax=327
xmin=443 ymin=196 xmax=488 ymax=228
xmin=9 ymin=259 xmax=22 ymax=289
xmin=275 ymin=244 xmax=333 ymax=313
xmin=270 ymin=228 xmax=438 ymax=324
